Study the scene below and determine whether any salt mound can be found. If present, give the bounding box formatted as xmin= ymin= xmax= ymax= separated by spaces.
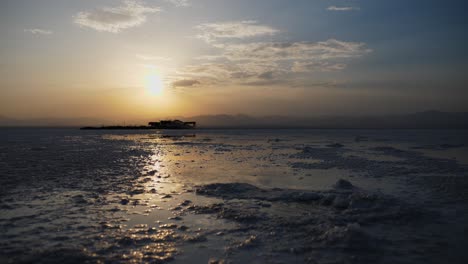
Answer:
xmin=333 ymin=179 xmax=354 ymax=189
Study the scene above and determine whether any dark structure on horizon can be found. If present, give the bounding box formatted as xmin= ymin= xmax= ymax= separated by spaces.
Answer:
xmin=148 ymin=120 xmax=196 ymax=129
xmin=80 ymin=120 xmax=196 ymax=130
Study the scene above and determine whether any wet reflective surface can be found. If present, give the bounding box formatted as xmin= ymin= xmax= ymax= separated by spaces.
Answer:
xmin=1 ymin=128 xmax=468 ymax=263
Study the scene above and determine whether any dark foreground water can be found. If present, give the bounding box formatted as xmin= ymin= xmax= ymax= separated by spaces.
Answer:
xmin=0 ymin=128 xmax=467 ymax=263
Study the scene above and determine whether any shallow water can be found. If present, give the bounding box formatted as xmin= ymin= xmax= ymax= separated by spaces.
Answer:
xmin=0 ymin=128 xmax=467 ymax=263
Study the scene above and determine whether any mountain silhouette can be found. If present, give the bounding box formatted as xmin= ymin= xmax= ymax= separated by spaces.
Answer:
xmin=1 ymin=111 xmax=468 ymax=129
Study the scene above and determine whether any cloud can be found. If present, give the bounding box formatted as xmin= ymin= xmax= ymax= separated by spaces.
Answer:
xmin=173 ymin=61 xmax=284 ymax=87
xmin=164 ymin=0 xmax=190 ymax=7
xmin=176 ymin=23 xmax=371 ymax=88
xmin=327 ymin=6 xmax=360 ymax=11
xmin=24 ymin=29 xmax=53 ymax=35
xmin=175 ymin=63 xmax=238 ymax=81
xmin=196 ymin=20 xmax=279 ymax=43
xmin=257 ymin=71 xmax=276 ymax=80
xmin=172 ymin=63 xmax=252 ymax=86
xmin=172 ymin=79 xmax=200 ymax=87
xmin=221 ymin=39 xmax=371 ymax=61
xmin=74 ymin=0 xmax=160 ymax=33
xmin=170 ymin=39 xmax=370 ymax=87
xmin=292 ymin=61 xmax=347 ymax=72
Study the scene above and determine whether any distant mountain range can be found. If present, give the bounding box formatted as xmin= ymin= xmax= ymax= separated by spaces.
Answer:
xmin=187 ymin=111 xmax=468 ymax=129
xmin=1 ymin=111 xmax=468 ymax=129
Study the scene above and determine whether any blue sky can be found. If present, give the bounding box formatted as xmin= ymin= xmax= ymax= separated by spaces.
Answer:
xmin=1 ymin=0 xmax=467 ymax=119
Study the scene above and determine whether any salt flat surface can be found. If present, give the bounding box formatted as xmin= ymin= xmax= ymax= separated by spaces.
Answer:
xmin=0 ymin=128 xmax=467 ymax=263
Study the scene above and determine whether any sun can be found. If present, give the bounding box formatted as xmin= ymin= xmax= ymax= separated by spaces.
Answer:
xmin=145 ymin=71 xmax=165 ymax=95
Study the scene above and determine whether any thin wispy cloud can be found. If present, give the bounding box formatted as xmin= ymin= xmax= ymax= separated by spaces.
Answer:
xmin=196 ymin=20 xmax=279 ymax=43
xmin=74 ymin=0 xmax=161 ymax=33
xmin=24 ymin=28 xmax=53 ymax=35
xmin=221 ymin=39 xmax=371 ymax=61
xmin=164 ymin=0 xmax=191 ymax=7
xmin=171 ymin=63 xmax=240 ymax=87
xmin=292 ymin=61 xmax=347 ymax=73
xmin=327 ymin=6 xmax=360 ymax=11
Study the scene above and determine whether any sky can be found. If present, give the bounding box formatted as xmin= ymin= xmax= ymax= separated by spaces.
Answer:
xmin=1 ymin=0 xmax=467 ymax=121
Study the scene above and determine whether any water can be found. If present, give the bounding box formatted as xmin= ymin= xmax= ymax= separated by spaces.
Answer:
xmin=1 ymin=128 xmax=467 ymax=263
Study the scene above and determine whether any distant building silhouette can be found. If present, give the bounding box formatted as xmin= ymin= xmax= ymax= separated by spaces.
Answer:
xmin=80 ymin=119 xmax=196 ymax=130
xmin=148 ymin=120 xmax=196 ymax=129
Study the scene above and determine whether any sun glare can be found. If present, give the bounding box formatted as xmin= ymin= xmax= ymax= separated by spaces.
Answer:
xmin=145 ymin=71 xmax=164 ymax=95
